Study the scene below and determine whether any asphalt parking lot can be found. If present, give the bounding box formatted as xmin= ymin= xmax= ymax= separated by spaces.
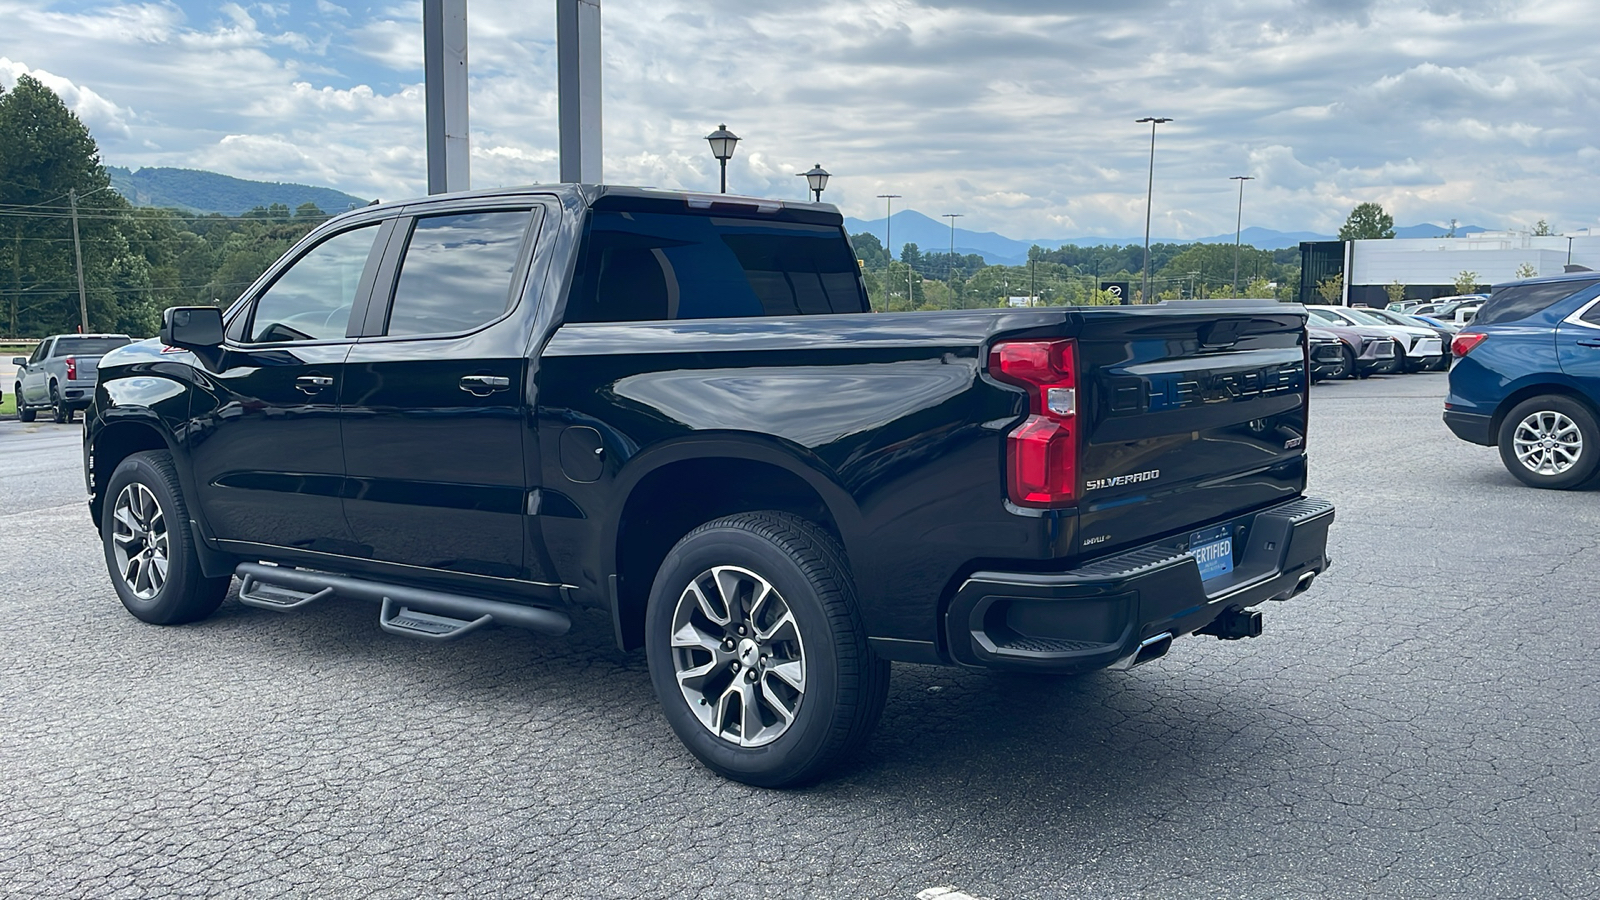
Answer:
xmin=2 ymin=371 xmax=1596 ymax=899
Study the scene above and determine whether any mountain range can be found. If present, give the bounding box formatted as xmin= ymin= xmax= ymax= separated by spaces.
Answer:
xmin=842 ymin=209 xmax=1489 ymax=265
xmin=107 ymin=166 xmax=369 ymax=216
xmin=103 ymin=164 xmax=1486 ymax=260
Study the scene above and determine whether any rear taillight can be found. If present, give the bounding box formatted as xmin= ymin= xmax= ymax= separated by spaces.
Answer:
xmin=1452 ymin=332 xmax=1487 ymax=357
xmin=65 ymin=357 xmax=77 ymax=380
xmin=989 ymin=339 xmax=1078 ymax=508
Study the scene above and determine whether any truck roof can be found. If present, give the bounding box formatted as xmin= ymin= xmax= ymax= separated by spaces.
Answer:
xmin=348 ymin=184 xmax=844 ymax=227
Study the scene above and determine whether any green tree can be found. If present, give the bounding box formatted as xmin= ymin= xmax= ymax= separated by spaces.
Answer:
xmin=1453 ymin=270 xmax=1480 ymax=294
xmin=1533 ymin=219 xmax=1553 ymax=236
xmin=1514 ymin=262 xmax=1538 ymax=279
xmin=1385 ymin=281 xmax=1405 ymax=306
xmin=1316 ymin=272 xmax=1344 ymax=304
xmin=0 ymin=73 xmax=140 ymax=336
xmin=1338 ymin=202 xmax=1396 ymax=241
xmin=848 ymin=232 xmax=887 ymax=269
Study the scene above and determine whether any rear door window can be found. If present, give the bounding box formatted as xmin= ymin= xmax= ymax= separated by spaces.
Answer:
xmin=1475 ymin=279 xmax=1600 ymax=327
xmin=383 ymin=209 xmax=537 ymax=336
xmin=569 ymin=211 xmax=868 ymax=323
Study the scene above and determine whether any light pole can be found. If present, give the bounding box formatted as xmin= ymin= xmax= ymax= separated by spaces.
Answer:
xmin=1137 ymin=116 xmax=1172 ymax=303
xmin=878 ymin=194 xmax=902 ymax=266
xmin=705 ymin=124 xmax=740 ymax=193
xmin=1230 ymin=175 xmax=1255 ymax=296
xmin=796 ymin=164 xmax=830 ymax=202
xmin=942 ymin=213 xmax=963 ymax=283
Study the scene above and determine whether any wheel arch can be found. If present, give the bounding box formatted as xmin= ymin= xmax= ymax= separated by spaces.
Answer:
xmin=88 ymin=416 xmax=182 ymax=525
xmin=606 ymin=437 xmax=862 ymax=652
xmin=1490 ymin=380 xmax=1600 ymax=440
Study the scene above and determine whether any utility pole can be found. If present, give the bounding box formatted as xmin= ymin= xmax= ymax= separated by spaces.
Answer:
xmin=1230 ymin=175 xmax=1254 ymax=296
xmin=942 ymin=213 xmax=962 ymax=284
xmin=69 ymin=189 xmax=89 ymax=333
xmin=877 ymin=194 xmax=901 ymax=268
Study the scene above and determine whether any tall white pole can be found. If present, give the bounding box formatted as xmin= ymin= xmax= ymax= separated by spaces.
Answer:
xmin=69 ymin=189 xmax=89 ymax=333
xmin=423 ymin=0 xmax=470 ymax=194
xmin=558 ymin=0 xmax=603 ymax=183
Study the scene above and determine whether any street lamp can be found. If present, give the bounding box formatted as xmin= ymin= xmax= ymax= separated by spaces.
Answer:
xmin=1137 ymin=116 xmax=1172 ymax=303
xmin=1230 ymin=175 xmax=1255 ymax=296
xmin=877 ymin=193 xmax=902 ymax=266
xmin=705 ymin=124 xmax=740 ymax=193
xmin=797 ymin=164 xmax=831 ymax=202
xmin=942 ymin=213 xmax=963 ymax=282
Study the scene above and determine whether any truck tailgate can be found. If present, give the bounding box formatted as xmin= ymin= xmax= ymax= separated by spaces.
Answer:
xmin=1072 ymin=302 xmax=1308 ymax=556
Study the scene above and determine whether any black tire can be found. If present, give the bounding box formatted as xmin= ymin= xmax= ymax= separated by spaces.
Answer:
xmin=1497 ymin=396 xmax=1600 ymax=490
xmin=17 ymin=384 xmax=36 ymax=422
xmin=1328 ymin=347 xmax=1354 ymax=380
xmin=644 ymin=511 xmax=889 ymax=788
xmin=101 ymin=450 xmax=231 ymax=624
xmin=51 ymin=383 xmax=70 ymax=424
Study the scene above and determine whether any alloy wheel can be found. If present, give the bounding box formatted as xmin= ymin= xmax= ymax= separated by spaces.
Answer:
xmin=670 ymin=565 xmax=807 ymax=748
xmin=1513 ymin=410 xmax=1583 ymax=476
xmin=111 ymin=483 xmax=169 ymax=600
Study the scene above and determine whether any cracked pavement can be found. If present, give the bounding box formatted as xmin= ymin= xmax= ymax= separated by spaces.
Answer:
xmin=1 ymin=371 xmax=1597 ymax=898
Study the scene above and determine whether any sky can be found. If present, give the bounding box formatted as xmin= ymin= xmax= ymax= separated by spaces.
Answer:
xmin=2 ymin=0 xmax=1597 ymax=241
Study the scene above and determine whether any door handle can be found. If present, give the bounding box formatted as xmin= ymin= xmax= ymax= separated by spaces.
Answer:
xmin=295 ymin=375 xmax=334 ymax=394
xmin=459 ymin=374 xmax=511 ymax=396
xmin=1577 ymin=340 xmax=1600 ymax=348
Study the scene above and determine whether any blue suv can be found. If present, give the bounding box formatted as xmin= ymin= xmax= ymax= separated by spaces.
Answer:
xmin=1445 ymin=271 xmax=1600 ymax=488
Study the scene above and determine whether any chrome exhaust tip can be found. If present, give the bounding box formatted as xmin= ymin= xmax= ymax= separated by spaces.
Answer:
xmin=1110 ymin=632 xmax=1173 ymax=670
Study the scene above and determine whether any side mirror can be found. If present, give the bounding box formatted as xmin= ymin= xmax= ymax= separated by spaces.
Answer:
xmin=10 ymin=357 xmax=25 ymax=366
xmin=161 ymin=306 xmax=224 ymax=350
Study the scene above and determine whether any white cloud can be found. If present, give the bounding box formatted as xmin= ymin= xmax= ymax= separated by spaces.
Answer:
xmin=3 ymin=0 xmax=1600 ymax=237
xmin=0 ymin=57 xmax=137 ymax=140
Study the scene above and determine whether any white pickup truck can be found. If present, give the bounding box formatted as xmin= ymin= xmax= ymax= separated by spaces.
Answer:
xmin=12 ymin=334 xmax=133 ymax=423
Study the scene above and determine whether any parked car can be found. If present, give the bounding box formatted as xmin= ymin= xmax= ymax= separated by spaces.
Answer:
xmin=1444 ymin=271 xmax=1600 ymax=488
xmin=83 ymin=183 xmax=1334 ymax=787
xmin=12 ymin=334 xmax=133 ymax=423
xmin=1410 ymin=294 xmax=1488 ymax=318
xmin=1355 ymin=307 xmax=1456 ymax=370
xmin=1309 ymin=324 xmax=1400 ymax=380
xmin=1307 ymin=306 xmax=1443 ymax=372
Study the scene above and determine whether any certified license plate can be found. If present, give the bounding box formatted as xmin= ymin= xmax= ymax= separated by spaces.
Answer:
xmin=1190 ymin=524 xmax=1234 ymax=582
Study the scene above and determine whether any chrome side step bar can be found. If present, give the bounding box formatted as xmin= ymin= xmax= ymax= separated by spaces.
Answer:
xmin=234 ymin=562 xmax=571 ymax=641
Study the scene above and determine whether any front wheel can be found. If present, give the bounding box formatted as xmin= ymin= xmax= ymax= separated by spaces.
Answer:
xmin=1497 ymin=396 xmax=1600 ymax=490
xmin=644 ymin=511 xmax=889 ymax=788
xmin=102 ymin=450 xmax=232 ymax=624
xmin=1327 ymin=347 xmax=1354 ymax=381
xmin=17 ymin=384 xmax=36 ymax=422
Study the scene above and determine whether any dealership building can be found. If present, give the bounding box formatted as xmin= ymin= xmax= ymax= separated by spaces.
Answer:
xmin=1298 ymin=231 xmax=1600 ymax=307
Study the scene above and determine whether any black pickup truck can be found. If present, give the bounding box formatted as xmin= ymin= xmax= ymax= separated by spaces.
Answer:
xmin=84 ymin=184 xmax=1333 ymax=786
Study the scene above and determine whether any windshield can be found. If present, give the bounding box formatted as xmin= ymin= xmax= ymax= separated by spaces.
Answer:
xmin=1308 ymin=309 xmax=1342 ymax=325
xmin=52 ymin=337 xmax=132 ymax=356
xmin=1342 ymin=309 xmax=1389 ymax=327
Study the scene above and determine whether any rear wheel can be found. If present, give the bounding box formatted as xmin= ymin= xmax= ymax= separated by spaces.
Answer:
xmin=1497 ymin=396 xmax=1600 ymax=490
xmin=644 ymin=511 xmax=889 ymax=788
xmin=51 ymin=383 xmax=71 ymax=424
xmin=102 ymin=450 xmax=231 ymax=624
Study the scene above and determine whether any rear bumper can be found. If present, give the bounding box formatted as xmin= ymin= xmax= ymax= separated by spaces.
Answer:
xmin=1444 ymin=409 xmax=1495 ymax=446
xmin=945 ymin=497 xmax=1335 ymax=673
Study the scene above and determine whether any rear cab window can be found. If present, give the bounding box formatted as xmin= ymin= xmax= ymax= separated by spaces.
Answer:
xmin=53 ymin=337 xmax=132 ymax=356
xmin=569 ymin=206 xmax=868 ymax=323
xmin=1475 ymin=279 xmax=1600 ymax=327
